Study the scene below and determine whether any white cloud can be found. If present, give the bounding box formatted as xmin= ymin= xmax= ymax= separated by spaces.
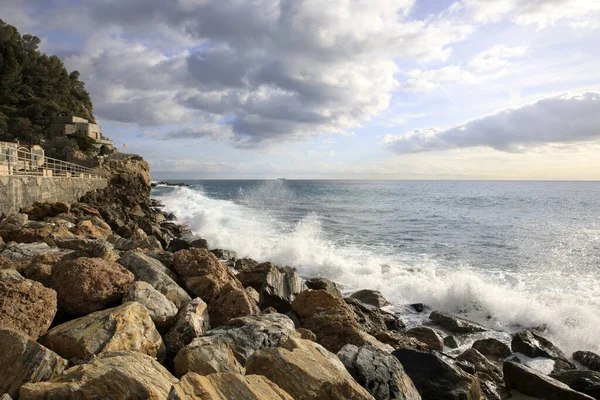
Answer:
xmin=468 ymin=44 xmax=528 ymax=72
xmin=386 ymin=91 xmax=600 ymax=154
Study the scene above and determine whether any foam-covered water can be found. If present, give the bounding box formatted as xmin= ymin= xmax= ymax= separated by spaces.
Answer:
xmin=152 ymin=180 xmax=600 ymax=355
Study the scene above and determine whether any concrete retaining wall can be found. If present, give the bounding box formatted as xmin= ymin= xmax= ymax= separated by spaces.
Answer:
xmin=0 ymin=176 xmax=107 ymax=216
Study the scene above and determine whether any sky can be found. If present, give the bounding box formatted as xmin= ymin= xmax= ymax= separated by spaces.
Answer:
xmin=2 ymin=0 xmax=600 ymax=179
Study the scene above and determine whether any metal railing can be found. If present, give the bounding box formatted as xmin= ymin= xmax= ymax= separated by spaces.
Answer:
xmin=0 ymin=143 xmax=105 ymax=179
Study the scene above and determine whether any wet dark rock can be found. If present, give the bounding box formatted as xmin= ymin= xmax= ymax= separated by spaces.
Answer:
xmin=337 ymin=344 xmax=421 ymax=400
xmin=444 ymin=335 xmax=459 ymax=349
xmin=457 ymin=348 xmax=503 ymax=383
xmin=456 ymin=359 xmax=476 ymax=375
xmin=410 ymin=303 xmax=426 ymax=313
xmin=511 ymin=330 xmax=575 ymax=369
xmin=574 ymin=351 xmax=600 ymax=372
xmin=472 ymin=338 xmax=512 ymax=361
xmin=503 ymin=361 xmax=593 ymax=400
xmin=305 ymin=277 xmax=343 ymax=300
xmin=346 ymin=297 xmax=405 ymax=334
xmin=233 ymin=257 xmax=259 ymax=272
xmin=167 ymin=238 xmax=190 ymax=253
xmin=350 ymin=289 xmax=390 ymax=308
xmin=190 ymin=238 xmax=208 ymax=249
xmin=406 ymin=326 xmax=444 ymax=351
xmin=429 ymin=310 xmax=487 ymax=333
xmin=210 ymin=249 xmax=238 ymax=260
xmin=393 ymin=348 xmax=483 ymax=400
xmin=552 ymin=370 xmax=600 ymax=399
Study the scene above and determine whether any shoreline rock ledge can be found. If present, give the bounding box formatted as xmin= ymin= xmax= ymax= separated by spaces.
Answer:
xmin=0 ymin=151 xmax=596 ymax=399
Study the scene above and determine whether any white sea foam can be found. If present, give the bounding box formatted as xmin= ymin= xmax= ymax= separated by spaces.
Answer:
xmin=155 ymin=185 xmax=600 ymax=355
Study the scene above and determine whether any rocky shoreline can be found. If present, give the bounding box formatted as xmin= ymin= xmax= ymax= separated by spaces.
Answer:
xmin=1 ymin=153 xmax=599 ymax=400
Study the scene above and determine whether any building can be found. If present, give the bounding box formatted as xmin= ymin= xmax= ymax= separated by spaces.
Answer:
xmin=49 ymin=115 xmax=113 ymax=148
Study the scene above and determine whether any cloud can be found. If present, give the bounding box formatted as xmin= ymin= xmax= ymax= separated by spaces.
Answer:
xmin=385 ymin=91 xmax=600 ymax=154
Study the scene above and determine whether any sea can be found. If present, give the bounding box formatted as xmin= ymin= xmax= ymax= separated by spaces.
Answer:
xmin=151 ymin=180 xmax=600 ymax=356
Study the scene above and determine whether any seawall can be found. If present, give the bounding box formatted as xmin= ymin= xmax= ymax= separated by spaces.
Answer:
xmin=0 ymin=176 xmax=107 ymax=216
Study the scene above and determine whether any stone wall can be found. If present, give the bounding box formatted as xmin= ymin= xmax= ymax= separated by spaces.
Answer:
xmin=0 ymin=176 xmax=107 ymax=216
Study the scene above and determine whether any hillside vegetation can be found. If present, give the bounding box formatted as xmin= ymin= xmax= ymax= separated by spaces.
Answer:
xmin=0 ymin=19 xmax=95 ymax=144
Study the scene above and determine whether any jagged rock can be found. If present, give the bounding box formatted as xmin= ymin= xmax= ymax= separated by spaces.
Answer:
xmin=21 ymin=202 xmax=70 ymax=221
xmin=73 ymin=217 xmax=112 ymax=239
xmin=20 ymin=350 xmax=176 ymax=399
xmin=472 ymin=338 xmax=512 ymax=361
xmin=174 ymin=341 xmax=243 ymax=377
xmin=167 ymin=238 xmax=190 ymax=252
xmin=503 ymin=361 xmax=593 ymax=400
xmin=476 ymin=372 xmax=507 ymax=400
xmin=429 ymin=311 xmax=487 ymax=333
xmin=406 ymin=326 xmax=444 ymax=351
xmin=51 ymin=257 xmax=134 ymax=316
xmin=190 ymin=238 xmax=208 ymax=249
xmin=0 ymin=218 xmax=54 ymax=243
xmin=0 ymin=329 xmax=67 ymax=398
xmin=552 ymin=370 xmax=600 ymax=399
xmin=0 ymin=242 xmax=70 ymax=262
xmin=168 ymin=372 xmax=293 ymax=400
xmin=236 ymin=262 xmax=306 ymax=312
xmin=297 ymin=328 xmax=317 ymax=341
xmin=234 ymin=257 xmax=258 ymax=271
xmin=172 ymin=248 xmax=228 ymax=299
xmin=53 ymin=237 xmax=119 ymax=261
xmin=337 ymin=344 xmax=421 ymax=400
xmin=42 ymin=302 xmax=166 ymax=362
xmin=574 ymin=351 xmax=600 ymax=372
xmin=373 ymin=331 xmax=429 ymax=351
xmin=350 ymin=289 xmax=390 ymax=308
xmin=457 ymin=348 xmax=503 ymax=383
xmin=147 ymin=250 xmax=174 ymax=268
xmin=0 ymin=273 xmax=57 ymax=339
xmin=118 ymin=250 xmax=191 ymax=308
xmin=165 ymin=298 xmax=210 ymax=357
xmin=444 ymin=335 xmax=459 ymax=349
xmin=292 ymin=289 xmax=391 ymax=353
xmin=1 ymin=213 xmax=29 ymax=227
xmin=305 ymin=277 xmax=343 ymax=300
xmin=210 ymin=248 xmax=237 ymax=260
xmin=107 ymin=233 xmax=136 ymax=250
xmin=247 ymin=337 xmax=374 ymax=400
xmin=511 ymin=330 xmax=575 ymax=369
xmin=123 ymin=281 xmax=178 ymax=328
xmin=208 ymin=281 xmax=260 ymax=327
xmin=346 ymin=297 xmax=405 ymax=333
xmin=393 ymin=349 xmax=483 ymax=400
xmin=0 ymin=268 xmax=23 ymax=281
xmin=175 ymin=313 xmax=298 ymax=373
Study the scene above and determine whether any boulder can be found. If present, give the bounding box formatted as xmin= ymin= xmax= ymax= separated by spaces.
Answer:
xmin=444 ymin=335 xmax=459 ymax=349
xmin=456 ymin=348 xmax=503 ymax=383
xmin=574 ymin=351 xmax=600 ymax=372
xmin=168 ymin=372 xmax=293 ymax=400
xmin=190 ymin=238 xmax=209 ymax=249
xmin=42 ymin=302 xmax=165 ymax=362
xmin=0 ymin=213 xmax=29 ymax=228
xmin=172 ymin=248 xmax=229 ymax=299
xmin=246 ymin=337 xmax=374 ymax=400
xmin=0 ymin=329 xmax=67 ymax=398
xmin=292 ymin=288 xmax=345 ymax=319
xmin=167 ymin=238 xmax=190 ymax=252
xmin=174 ymin=341 xmax=243 ymax=377
xmin=406 ymin=326 xmax=444 ymax=351
xmin=123 ymin=281 xmax=178 ymax=328
xmin=73 ymin=218 xmax=112 ymax=239
xmin=236 ymin=262 xmax=306 ymax=313
xmin=337 ymin=344 xmax=421 ymax=400
xmin=305 ymin=277 xmax=343 ymax=300
xmin=20 ymin=350 xmax=176 ymax=399
xmin=165 ymin=298 xmax=210 ymax=357
xmin=0 ymin=273 xmax=57 ymax=339
xmin=350 ymin=289 xmax=390 ymax=308
xmin=208 ymin=281 xmax=260 ymax=327
xmin=511 ymin=331 xmax=575 ymax=368
xmin=503 ymin=361 xmax=593 ymax=400
xmin=175 ymin=313 xmax=298 ymax=373
xmin=118 ymin=250 xmax=191 ymax=308
xmin=53 ymin=237 xmax=120 ymax=261
xmin=393 ymin=349 xmax=483 ymax=400
xmin=297 ymin=328 xmax=317 ymax=341
xmin=22 ymin=260 xmax=53 ymax=287
xmin=374 ymin=331 xmax=431 ymax=352
xmin=21 ymin=202 xmax=70 ymax=221
xmin=429 ymin=311 xmax=487 ymax=333
xmin=346 ymin=297 xmax=405 ymax=333
xmin=210 ymin=248 xmax=237 ymax=260
xmin=0 ymin=242 xmax=70 ymax=262
xmin=107 ymin=233 xmax=136 ymax=250
xmin=234 ymin=257 xmax=258 ymax=272
xmin=472 ymin=338 xmax=512 ymax=361
xmin=51 ymin=257 xmax=134 ymax=316
xmin=552 ymin=370 xmax=600 ymax=399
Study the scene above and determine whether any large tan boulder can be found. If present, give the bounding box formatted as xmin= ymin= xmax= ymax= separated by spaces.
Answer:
xmin=208 ymin=281 xmax=260 ymax=327
xmin=172 ymin=248 xmax=229 ymax=299
xmin=168 ymin=372 xmax=293 ymax=400
xmin=0 ymin=218 xmax=54 ymax=243
xmin=123 ymin=281 xmax=178 ymax=328
xmin=20 ymin=350 xmax=176 ymax=400
xmin=246 ymin=337 xmax=375 ymax=400
xmin=51 ymin=257 xmax=134 ymax=316
xmin=21 ymin=202 xmax=70 ymax=221
xmin=0 ymin=272 xmax=57 ymax=339
xmin=73 ymin=217 xmax=112 ymax=239
xmin=174 ymin=341 xmax=243 ymax=377
xmin=165 ymin=298 xmax=210 ymax=358
xmin=42 ymin=302 xmax=166 ymax=362
xmin=0 ymin=329 xmax=67 ymax=398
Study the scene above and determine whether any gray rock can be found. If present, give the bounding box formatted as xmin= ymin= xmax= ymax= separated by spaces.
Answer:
xmin=236 ymin=262 xmax=306 ymax=313
xmin=574 ymin=351 xmax=600 ymax=372
xmin=393 ymin=348 xmax=483 ymax=400
xmin=165 ymin=298 xmax=210 ymax=357
xmin=190 ymin=238 xmax=208 ymax=249
xmin=429 ymin=311 xmax=487 ymax=333
xmin=233 ymin=257 xmax=258 ymax=272
xmin=210 ymin=248 xmax=237 ymax=260
xmin=456 ymin=348 xmax=503 ymax=383
xmin=552 ymin=370 xmax=600 ymax=399
xmin=1 ymin=242 xmax=69 ymax=262
xmin=123 ymin=281 xmax=178 ymax=328
xmin=472 ymin=338 xmax=512 ymax=360
xmin=337 ymin=344 xmax=421 ymax=400
xmin=0 ymin=269 xmax=24 ymax=282
xmin=503 ymin=361 xmax=594 ymax=400
xmin=0 ymin=329 xmax=67 ymax=398
xmin=175 ymin=313 xmax=298 ymax=368
xmin=406 ymin=326 xmax=444 ymax=351
xmin=346 ymin=297 xmax=405 ymax=334
xmin=511 ymin=331 xmax=575 ymax=369
xmin=444 ymin=335 xmax=459 ymax=349
xmin=118 ymin=251 xmax=190 ymax=308
xmin=305 ymin=277 xmax=343 ymax=300
xmin=350 ymin=289 xmax=390 ymax=308
xmin=106 ymin=233 xmax=136 ymax=251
